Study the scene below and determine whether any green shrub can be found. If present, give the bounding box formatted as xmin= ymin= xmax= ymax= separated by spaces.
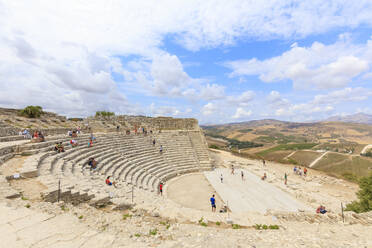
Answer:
xmin=216 ymin=221 xmax=221 ymax=226
xmin=21 ymin=196 xmax=28 ymax=200
xmin=78 ymin=215 xmax=83 ymax=219
xmin=166 ymin=224 xmax=171 ymax=229
xmin=149 ymin=228 xmax=158 ymax=235
xmin=123 ymin=214 xmax=132 ymax=220
xmin=209 ymin=144 xmax=220 ymax=149
xmin=262 ymin=224 xmax=268 ymax=230
xmin=254 ymin=224 xmax=262 ymax=230
xmin=19 ymin=106 xmax=43 ymax=118
xmin=95 ymin=111 xmax=115 ymax=117
xmin=232 ymin=224 xmax=240 ymax=229
xmin=25 ymin=204 xmax=31 ymax=208
xmin=134 ymin=233 xmax=141 ymax=237
xmin=269 ymin=225 xmax=279 ymax=230
xmin=345 ymin=173 xmax=372 ymax=213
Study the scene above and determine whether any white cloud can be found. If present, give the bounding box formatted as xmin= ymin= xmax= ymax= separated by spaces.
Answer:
xmin=227 ymin=90 xmax=255 ymax=107
xmin=149 ymin=103 xmax=181 ymax=117
xmin=199 ymin=84 xmax=225 ymax=101
xmin=225 ymin=36 xmax=372 ymax=89
xmin=312 ymin=87 xmax=372 ymax=105
xmin=232 ymin=107 xmax=252 ymax=119
xmin=201 ymin=102 xmax=218 ymax=116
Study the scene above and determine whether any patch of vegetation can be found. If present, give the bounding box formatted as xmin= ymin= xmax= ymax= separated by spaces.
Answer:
xmin=68 ymin=118 xmax=83 ymax=121
xmin=149 ymin=228 xmax=158 ymax=235
xmin=21 ymin=196 xmax=28 ymax=201
xmin=215 ymin=221 xmax=221 ymax=226
xmin=198 ymin=217 xmax=208 ymax=227
xmin=289 ymin=151 xmax=320 ymax=166
xmin=258 ymin=143 xmax=318 ymax=157
xmin=25 ymin=204 xmax=31 ymax=208
xmin=254 ymin=132 xmax=308 ymax=144
xmin=95 ymin=111 xmax=115 ymax=117
xmin=60 ymin=205 xmax=69 ymax=211
xmin=205 ymin=132 xmax=263 ymax=149
xmin=345 ymin=173 xmax=372 ymax=213
xmin=209 ymin=144 xmax=220 ymax=149
xmin=166 ymin=224 xmax=171 ymax=229
xmin=78 ymin=215 xmax=83 ymax=219
xmin=123 ymin=213 xmax=132 ymax=220
xmin=238 ymin=128 xmax=253 ymax=133
xmin=232 ymin=224 xmax=240 ymax=229
xmin=254 ymin=224 xmax=280 ymax=230
xmin=19 ymin=106 xmax=43 ymax=118
xmin=287 ymin=158 xmax=298 ymax=165
xmin=134 ymin=233 xmax=141 ymax=237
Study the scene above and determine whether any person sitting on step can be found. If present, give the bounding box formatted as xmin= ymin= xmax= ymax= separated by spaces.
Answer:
xmin=88 ymin=158 xmax=97 ymax=169
xmin=105 ymin=176 xmax=117 ymax=187
xmin=70 ymin=139 xmax=78 ymax=147
xmin=261 ymin=172 xmax=267 ymax=181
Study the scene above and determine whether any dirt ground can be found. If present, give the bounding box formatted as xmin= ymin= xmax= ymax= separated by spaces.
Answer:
xmin=166 ymin=173 xmax=225 ymax=212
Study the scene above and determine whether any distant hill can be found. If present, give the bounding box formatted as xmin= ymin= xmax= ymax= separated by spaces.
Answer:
xmin=324 ymin=113 xmax=372 ymax=125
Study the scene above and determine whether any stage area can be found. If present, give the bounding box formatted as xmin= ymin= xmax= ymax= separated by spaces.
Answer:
xmin=204 ymin=168 xmax=310 ymax=213
xmin=166 ymin=173 xmax=224 ymax=212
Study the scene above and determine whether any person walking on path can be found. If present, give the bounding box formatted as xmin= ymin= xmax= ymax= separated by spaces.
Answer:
xmin=159 ymin=182 xmax=163 ymax=196
xmin=153 ymin=139 xmax=156 ymax=146
xmin=262 ymin=159 xmax=266 ymax=166
xmin=284 ymin=173 xmax=288 ymax=185
xmin=159 ymin=145 xmax=163 ymax=153
xmin=220 ymin=173 xmax=223 ymax=183
xmin=210 ymin=194 xmax=216 ymax=212
xmin=231 ymin=165 xmax=234 ymax=175
xmin=241 ymin=170 xmax=244 ymax=181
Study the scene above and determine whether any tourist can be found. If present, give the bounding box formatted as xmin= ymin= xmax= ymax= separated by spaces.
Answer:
xmin=210 ymin=194 xmax=216 ymax=212
xmin=33 ymin=131 xmax=38 ymax=138
xmin=54 ymin=143 xmax=59 ymax=152
xmin=22 ymin=129 xmax=31 ymax=139
xmin=70 ymin=139 xmax=78 ymax=147
xmin=159 ymin=145 xmax=163 ymax=153
xmin=71 ymin=130 xmax=77 ymax=138
xmin=231 ymin=165 xmax=234 ymax=175
xmin=88 ymin=138 xmax=93 ymax=147
xmin=56 ymin=142 xmax=64 ymax=153
xmin=117 ymin=125 xmax=120 ymax=132
xmin=88 ymin=158 xmax=97 ymax=169
xmin=304 ymin=167 xmax=308 ymax=176
xmin=298 ymin=167 xmax=302 ymax=176
xmin=262 ymin=159 xmax=266 ymax=166
xmin=38 ymin=131 xmax=45 ymax=142
xmin=150 ymin=130 xmax=153 ymax=134
xmin=316 ymin=205 xmax=327 ymax=214
xmin=219 ymin=205 xmax=227 ymax=213
xmin=105 ymin=176 xmax=116 ymax=187
xmin=159 ymin=182 xmax=163 ymax=196
xmin=241 ymin=170 xmax=244 ymax=181
xmin=220 ymin=174 xmax=223 ymax=183
xmin=261 ymin=173 xmax=267 ymax=181
xmin=67 ymin=130 xmax=72 ymax=136
xmin=284 ymin=173 xmax=288 ymax=185
xmin=293 ymin=166 xmax=297 ymax=174
xmin=153 ymin=139 xmax=156 ymax=146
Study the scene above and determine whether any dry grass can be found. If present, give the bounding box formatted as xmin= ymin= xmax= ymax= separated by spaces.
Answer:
xmin=313 ymin=153 xmax=349 ymax=168
xmin=289 ymin=151 xmax=321 ymax=167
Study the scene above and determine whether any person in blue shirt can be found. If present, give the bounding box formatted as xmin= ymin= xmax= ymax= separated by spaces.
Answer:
xmin=210 ymin=194 xmax=216 ymax=212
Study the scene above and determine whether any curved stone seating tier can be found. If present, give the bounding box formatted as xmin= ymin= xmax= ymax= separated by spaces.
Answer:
xmin=18 ymin=131 xmax=212 ymax=204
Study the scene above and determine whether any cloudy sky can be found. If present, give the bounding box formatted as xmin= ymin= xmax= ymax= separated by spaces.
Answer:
xmin=0 ymin=1 xmax=372 ymax=124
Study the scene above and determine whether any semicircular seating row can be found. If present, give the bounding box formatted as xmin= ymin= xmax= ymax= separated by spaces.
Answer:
xmin=21 ymin=131 xmax=212 ymax=204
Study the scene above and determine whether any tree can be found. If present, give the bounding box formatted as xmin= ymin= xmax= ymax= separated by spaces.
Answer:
xmin=345 ymin=173 xmax=372 ymax=213
xmin=95 ymin=111 xmax=115 ymax=117
xmin=19 ymin=106 xmax=43 ymax=118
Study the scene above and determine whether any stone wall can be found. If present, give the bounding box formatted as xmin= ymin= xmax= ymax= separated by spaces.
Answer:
xmin=89 ymin=115 xmax=199 ymax=131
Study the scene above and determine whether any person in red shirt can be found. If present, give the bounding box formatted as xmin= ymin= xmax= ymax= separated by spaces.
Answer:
xmin=105 ymin=176 xmax=116 ymax=187
xmin=159 ymin=182 xmax=163 ymax=196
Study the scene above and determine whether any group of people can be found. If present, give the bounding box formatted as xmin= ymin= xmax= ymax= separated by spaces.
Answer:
xmin=293 ymin=166 xmax=308 ymax=176
xmin=210 ymin=194 xmax=228 ymax=213
xmin=31 ymin=131 xmax=45 ymax=142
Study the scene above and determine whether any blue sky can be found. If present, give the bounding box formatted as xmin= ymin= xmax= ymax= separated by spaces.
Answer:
xmin=0 ymin=1 xmax=372 ymax=124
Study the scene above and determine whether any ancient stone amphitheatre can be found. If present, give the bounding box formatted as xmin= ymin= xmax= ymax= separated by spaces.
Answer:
xmin=0 ymin=107 xmax=371 ymax=247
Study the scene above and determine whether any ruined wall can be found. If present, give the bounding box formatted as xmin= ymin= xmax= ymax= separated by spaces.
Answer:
xmin=89 ymin=115 xmax=199 ymax=131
